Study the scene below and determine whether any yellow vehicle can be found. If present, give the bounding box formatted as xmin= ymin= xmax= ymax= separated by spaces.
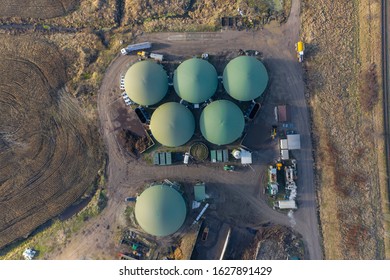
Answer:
xmin=295 ymin=41 xmax=305 ymax=62
xmin=271 ymin=125 xmax=277 ymax=140
xmin=137 ymin=51 xmax=149 ymax=59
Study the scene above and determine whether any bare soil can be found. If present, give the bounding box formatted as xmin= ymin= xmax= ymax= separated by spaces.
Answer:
xmin=0 ymin=0 xmax=78 ymax=18
xmin=0 ymin=35 xmax=102 ymax=248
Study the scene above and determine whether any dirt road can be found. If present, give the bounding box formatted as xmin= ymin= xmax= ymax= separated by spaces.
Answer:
xmin=51 ymin=0 xmax=323 ymax=260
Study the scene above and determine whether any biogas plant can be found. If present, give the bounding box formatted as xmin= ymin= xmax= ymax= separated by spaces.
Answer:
xmin=111 ymin=42 xmax=304 ymax=260
xmin=120 ymin=50 xmax=269 ymax=149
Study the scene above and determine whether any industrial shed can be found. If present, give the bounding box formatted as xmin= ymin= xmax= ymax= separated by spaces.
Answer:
xmin=135 ymin=184 xmax=187 ymax=237
xmin=287 ymin=134 xmax=301 ymax=150
xmin=223 ymin=56 xmax=268 ymax=101
xmin=194 ymin=183 xmax=206 ymax=202
xmin=173 ymin=58 xmax=218 ymax=104
xmin=199 ymin=100 xmax=245 ymax=145
xmin=150 ymin=102 xmax=195 ymax=147
xmin=124 ymin=60 xmax=168 ymax=106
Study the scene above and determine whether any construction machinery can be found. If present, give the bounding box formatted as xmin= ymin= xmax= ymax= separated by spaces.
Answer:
xmin=271 ymin=125 xmax=277 ymax=139
xmin=295 ymin=41 xmax=305 ymax=62
xmin=267 ymin=166 xmax=279 ymax=195
xmin=268 ymin=165 xmax=277 ymax=183
xmin=137 ymin=51 xmax=149 ymax=59
xmin=137 ymin=51 xmax=164 ymax=62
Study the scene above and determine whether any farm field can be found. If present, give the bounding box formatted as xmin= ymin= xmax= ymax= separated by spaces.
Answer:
xmin=0 ymin=36 xmax=102 ymax=248
xmin=0 ymin=0 xmax=78 ymax=18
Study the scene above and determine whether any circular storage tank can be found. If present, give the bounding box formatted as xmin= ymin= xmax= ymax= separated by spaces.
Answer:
xmin=124 ymin=60 xmax=168 ymax=106
xmin=199 ymin=100 xmax=245 ymax=145
xmin=223 ymin=56 xmax=268 ymax=101
xmin=173 ymin=58 xmax=218 ymax=104
xmin=150 ymin=102 xmax=195 ymax=147
xmin=135 ymin=184 xmax=187 ymax=237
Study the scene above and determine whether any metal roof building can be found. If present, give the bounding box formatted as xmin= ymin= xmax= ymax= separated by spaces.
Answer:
xmin=194 ymin=183 xmax=206 ymax=202
xmin=173 ymin=58 xmax=218 ymax=104
xmin=199 ymin=100 xmax=245 ymax=145
xmin=287 ymin=134 xmax=301 ymax=150
xmin=124 ymin=61 xmax=168 ymax=106
xmin=135 ymin=184 xmax=187 ymax=237
xmin=223 ymin=56 xmax=268 ymax=101
xmin=150 ymin=102 xmax=195 ymax=147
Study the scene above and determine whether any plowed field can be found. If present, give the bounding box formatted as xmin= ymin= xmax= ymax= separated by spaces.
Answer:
xmin=0 ymin=36 xmax=101 ymax=248
xmin=0 ymin=0 xmax=77 ymax=18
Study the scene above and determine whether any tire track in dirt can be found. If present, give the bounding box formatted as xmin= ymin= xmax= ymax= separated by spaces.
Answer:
xmin=0 ymin=36 xmax=102 ymax=248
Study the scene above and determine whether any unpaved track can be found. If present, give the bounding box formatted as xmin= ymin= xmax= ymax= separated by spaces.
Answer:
xmin=52 ymin=0 xmax=323 ymax=260
xmin=382 ymin=0 xmax=390 ymax=202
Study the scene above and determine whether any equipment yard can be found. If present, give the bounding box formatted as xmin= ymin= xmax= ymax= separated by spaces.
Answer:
xmin=0 ymin=0 xmax=389 ymax=261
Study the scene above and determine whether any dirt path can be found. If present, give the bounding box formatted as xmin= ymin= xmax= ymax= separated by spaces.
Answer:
xmin=50 ymin=0 xmax=323 ymax=260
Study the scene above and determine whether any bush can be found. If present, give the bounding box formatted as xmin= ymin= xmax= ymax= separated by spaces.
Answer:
xmin=359 ymin=63 xmax=379 ymax=111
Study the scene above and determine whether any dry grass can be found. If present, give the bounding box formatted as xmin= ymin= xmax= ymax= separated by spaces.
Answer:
xmin=242 ymin=225 xmax=305 ymax=260
xmin=176 ymin=223 xmax=201 ymax=260
xmin=360 ymin=63 xmax=379 ymax=111
xmin=302 ymin=0 xmax=386 ymax=259
xmin=123 ymin=0 xmax=289 ymax=32
xmin=358 ymin=0 xmax=390 ymax=259
xmin=0 ymin=0 xmax=290 ymax=32
xmin=46 ymin=32 xmax=106 ymax=109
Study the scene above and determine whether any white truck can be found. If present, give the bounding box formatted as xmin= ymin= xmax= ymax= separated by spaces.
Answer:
xmin=150 ymin=53 xmax=164 ymax=62
xmin=121 ymin=42 xmax=152 ymax=55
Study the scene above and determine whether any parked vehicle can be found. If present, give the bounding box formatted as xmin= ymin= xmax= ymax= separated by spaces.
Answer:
xmin=121 ymin=42 xmax=152 ymax=55
xmin=183 ymin=152 xmax=190 ymax=164
xmin=295 ymin=41 xmax=305 ymax=62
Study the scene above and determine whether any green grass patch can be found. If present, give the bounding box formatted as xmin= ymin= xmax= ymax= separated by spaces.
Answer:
xmin=81 ymin=72 xmax=92 ymax=80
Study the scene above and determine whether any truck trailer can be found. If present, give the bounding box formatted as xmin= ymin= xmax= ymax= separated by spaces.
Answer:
xmin=150 ymin=53 xmax=164 ymax=62
xmin=121 ymin=42 xmax=152 ymax=55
